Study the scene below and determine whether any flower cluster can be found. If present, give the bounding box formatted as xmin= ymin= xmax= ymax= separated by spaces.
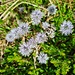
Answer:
xmin=42 ymin=22 xmax=56 ymax=38
xmin=19 ymin=42 xmax=33 ymax=57
xmin=27 ymin=37 xmax=37 ymax=48
xmin=35 ymin=32 xmax=48 ymax=44
xmin=47 ymin=4 xmax=57 ymax=15
xmin=31 ymin=10 xmax=44 ymax=25
xmin=6 ymin=22 xmax=30 ymax=42
xmin=37 ymin=52 xmax=49 ymax=64
xmin=42 ymin=22 xmax=50 ymax=30
xmin=5 ymin=3 xmax=74 ymax=65
xmin=19 ymin=38 xmax=49 ymax=64
xmin=18 ymin=22 xmax=29 ymax=35
xmin=60 ymin=20 xmax=74 ymax=36
xmin=19 ymin=32 xmax=48 ymax=57
xmin=6 ymin=32 xmax=16 ymax=42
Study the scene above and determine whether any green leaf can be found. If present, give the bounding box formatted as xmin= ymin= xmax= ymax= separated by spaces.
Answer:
xmin=0 ymin=19 xmax=4 ymax=25
xmin=55 ymin=68 xmax=60 ymax=75
xmin=73 ymin=64 xmax=75 ymax=74
xmin=0 ymin=69 xmax=6 ymax=73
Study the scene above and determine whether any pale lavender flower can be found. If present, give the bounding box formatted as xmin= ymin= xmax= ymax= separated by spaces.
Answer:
xmin=42 ymin=22 xmax=50 ymax=30
xmin=18 ymin=22 xmax=30 ymax=35
xmin=37 ymin=52 xmax=49 ymax=64
xmin=19 ymin=42 xmax=33 ymax=57
xmin=27 ymin=37 xmax=37 ymax=48
xmin=6 ymin=32 xmax=15 ymax=42
xmin=60 ymin=20 xmax=74 ymax=36
xmin=48 ymin=4 xmax=57 ymax=15
xmin=6 ymin=22 xmax=30 ymax=42
xmin=18 ymin=7 xmax=24 ymax=13
xmin=35 ymin=32 xmax=48 ymax=44
xmin=31 ymin=10 xmax=44 ymax=25
xmin=10 ymin=28 xmax=21 ymax=39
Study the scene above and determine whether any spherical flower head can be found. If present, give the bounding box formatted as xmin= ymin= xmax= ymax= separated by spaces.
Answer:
xmin=6 ymin=32 xmax=15 ymax=42
xmin=27 ymin=37 xmax=37 ymax=48
xmin=42 ymin=22 xmax=50 ymax=30
xmin=31 ymin=10 xmax=44 ymax=25
xmin=18 ymin=7 xmax=24 ymax=13
xmin=19 ymin=22 xmax=30 ymax=35
xmin=47 ymin=4 xmax=57 ymax=15
xmin=60 ymin=20 xmax=74 ymax=36
xmin=35 ymin=32 xmax=48 ymax=44
xmin=19 ymin=42 xmax=33 ymax=57
xmin=37 ymin=52 xmax=49 ymax=64
xmin=10 ymin=28 xmax=21 ymax=39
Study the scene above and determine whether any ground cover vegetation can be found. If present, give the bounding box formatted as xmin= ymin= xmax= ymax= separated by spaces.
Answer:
xmin=0 ymin=0 xmax=75 ymax=75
